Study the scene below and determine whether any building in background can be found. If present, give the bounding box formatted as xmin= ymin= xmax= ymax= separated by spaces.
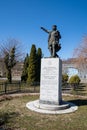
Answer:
xmin=12 ymin=62 xmax=24 ymax=81
xmin=0 ymin=58 xmax=23 ymax=81
xmin=0 ymin=58 xmax=6 ymax=77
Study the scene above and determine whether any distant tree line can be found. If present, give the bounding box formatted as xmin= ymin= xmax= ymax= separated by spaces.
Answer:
xmin=0 ymin=38 xmax=42 ymax=83
xmin=21 ymin=44 xmax=42 ymax=83
xmin=1 ymin=35 xmax=86 ymax=84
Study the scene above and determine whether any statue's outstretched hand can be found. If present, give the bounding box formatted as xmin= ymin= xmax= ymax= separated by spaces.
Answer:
xmin=41 ymin=27 xmax=44 ymax=30
xmin=40 ymin=27 xmax=49 ymax=33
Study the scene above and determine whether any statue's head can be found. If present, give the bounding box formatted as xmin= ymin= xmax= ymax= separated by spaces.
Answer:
xmin=52 ymin=25 xmax=57 ymax=31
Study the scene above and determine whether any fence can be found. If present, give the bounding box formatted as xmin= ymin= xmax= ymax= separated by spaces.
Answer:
xmin=0 ymin=82 xmax=40 ymax=95
xmin=0 ymin=82 xmax=84 ymax=95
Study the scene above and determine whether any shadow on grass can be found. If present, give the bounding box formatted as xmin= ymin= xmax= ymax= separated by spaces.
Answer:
xmin=68 ymin=99 xmax=87 ymax=106
xmin=0 ymin=112 xmax=20 ymax=130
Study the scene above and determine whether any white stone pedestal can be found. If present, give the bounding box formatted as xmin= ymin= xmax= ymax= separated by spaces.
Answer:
xmin=40 ymin=58 xmax=62 ymax=105
xmin=26 ymin=58 xmax=78 ymax=114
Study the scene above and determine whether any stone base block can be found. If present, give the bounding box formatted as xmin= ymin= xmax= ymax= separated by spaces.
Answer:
xmin=40 ymin=58 xmax=62 ymax=105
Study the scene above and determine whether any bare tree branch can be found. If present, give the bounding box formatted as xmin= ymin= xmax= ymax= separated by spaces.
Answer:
xmin=73 ymin=36 xmax=87 ymax=69
xmin=0 ymin=38 xmax=24 ymax=61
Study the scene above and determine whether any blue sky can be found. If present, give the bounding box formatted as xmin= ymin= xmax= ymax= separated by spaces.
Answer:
xmin=0 ymin=0 xmax=87 ymax=59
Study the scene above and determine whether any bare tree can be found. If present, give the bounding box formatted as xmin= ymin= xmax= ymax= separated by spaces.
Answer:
xmin=0 ymin=38 xmax=23 ymax=82
xmin=1 ymin=38 xmax=23 ymax=60
xmin=73 ymin=36 xmax=87 ymax=70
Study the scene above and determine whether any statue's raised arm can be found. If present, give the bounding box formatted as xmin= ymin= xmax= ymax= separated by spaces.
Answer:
xmin=41 ymin=27 xmax=49 ymax=33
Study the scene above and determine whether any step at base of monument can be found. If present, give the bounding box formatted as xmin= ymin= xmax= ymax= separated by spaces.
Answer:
xmin=26 ymin=100 xmax=78 ymax=114
xmin=34 ymin=100 xmax=70 ymax=111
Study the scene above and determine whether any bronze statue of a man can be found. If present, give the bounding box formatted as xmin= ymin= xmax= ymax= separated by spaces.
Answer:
xmin=41 ymin=25 xmax=61 ymax=57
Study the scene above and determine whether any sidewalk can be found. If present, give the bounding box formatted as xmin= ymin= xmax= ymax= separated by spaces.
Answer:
xmin=0 ymin=92 xmax=87 ymax=102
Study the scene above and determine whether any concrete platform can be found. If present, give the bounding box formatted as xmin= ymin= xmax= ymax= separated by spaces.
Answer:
xmin=26 ymin=100 xmax=78 ymax=114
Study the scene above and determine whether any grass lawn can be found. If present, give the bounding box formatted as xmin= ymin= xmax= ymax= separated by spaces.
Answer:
xmin=0 ymin=95 xmax=87 ymax=130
